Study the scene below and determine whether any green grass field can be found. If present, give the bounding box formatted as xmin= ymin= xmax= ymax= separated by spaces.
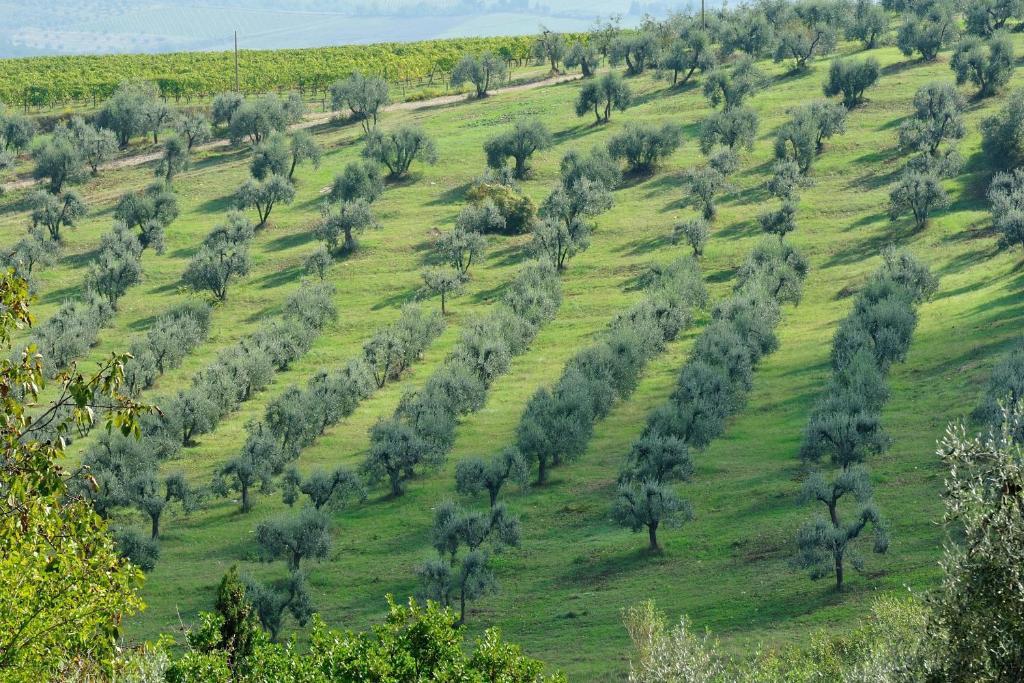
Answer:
xmin=1 ymin=35 xmax=1020 ymax=679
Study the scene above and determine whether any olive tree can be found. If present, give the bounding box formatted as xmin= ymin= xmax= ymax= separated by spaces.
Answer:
xmin=823 ymin=57 xmax=881 ymax=108
xmin=281 ymin=466 xmax=365 ymax=510
xmin=533 ymin=29 xmax=566 ymax=72
xmin=67 ymin=117 xmax=117 ymax=175
xmin=662 ymin=28 xmax=715 ymax=86
xmin=421 ymin=266 xmax=466 ymax=314
xmin=255 ymin=507 xmax=331 ymax=571
xmin=29 ymin=189 xmax=87 ymax=242
xmin=330 ymin=72 xmax=390 ymax=133
xmin=796 ymin=465 xmax=889 ymax=590
xmin=484 ymin=119 xmax=552 ymax=179
xmin=451 ymin=52 xmax=506 ymax=98
xmin=455 ymin=199 xmax=506 ymax=236
xmin=564 ymin=41 xmax=599 ymax=77
xmin=235 ymin=174 xmax=295 ymax=228
xmin=672 ymin=218 xmax=709 ymax=257
xmin=455 ymin=447 xmax=529 ymax=507
xmin=329 ymin=160 xmax=385 ymax=204
xmin=362 ymin=126 xmax=439 ymax=179
xmin=773 ymin=0 xmax=844 ymax=71
xmin=758 ymin=200 xmax=798 ymax=240
xmin=685 ymin=166 xmax=728 ymax=222
xmin=987 ymin=168 xmax=1024 ymax=254
xmin=85 ymin=223 xmax=143 ymax=307
xmin=96 ymin=80 xmax=161 ymax=147
xmin=156 ymin=135 xmax=189 ymax=184
xmin=315 ymin=198 xmax=378 ymax=255
xmin=767 ymin=159 xmax=805 ymax=201
xmin=532 ymin=178 xmax=612 ymax=269
xmin=437 ymin=226 xmax=487 ymax=276
xmin=229 ymin=94 xmax=290 ymax=145
xmin=981 ymin=87 xmax=1024 ymax=170
xmin=164 ymin=387 xmax=219 ymax=448
xmin=847 ymin=0 xmax=888 ymax=48
xmin=417 ymin=501 xmax=521 ymax=624
xmin=242 ymin=570 xmax=313 ymax=642
xmin=304 ymin=245 xmax=333 ymax=280
xmin=774 ymin=100 xmax=847 ymax=173
xmin=182 ymin=211 xmax=255 ymax=300
xmin=4 ymin=227 xmax=57 ymax=288
xmin=114 ymin=182 xmax=178 ymax=253
xmin=888 ymin=170 xmax=949 ymax=230
xmin=928 ymin=411 xmax=1024 ymax=678
xmin=965 ymin=0 xmax=1023 ymax=36
xmin=950 ymin=33 xmax=1015 ymax=98
xmin=575 ymin=72 xmax=632 ymax=123
xmin=211 ymin=91 xmax=244 ymax=127
xmin=898 ymin=81 xmax=965 ymax=176
xmin=897 ymin=1 xmax=958 ymax=62
xmin=213 ymin=423 xmax=280 ymax=512
xmin=0 ymin=107 xmax=36 ymax=152
xmin=610 ymin=32 xmax=657 ymax=75
xmin=174 ymin=111 xmax=212 ymax=152
xmin=613 ymin=480 xmax=693 ymax=553
xmin=698 ymin=106 xmax=758 ymax=155
xmin=362 ymin=417 xmax=435 ymax=497
xmin=31 ymin=135 xmax=86 ymax=193
xmin=607 ymin=122 xmax=683 ymax=175
xmin=702 ymin=56 xmax=765 ymax=110
xmin=128 ymin=471 xmax=198 ymax=539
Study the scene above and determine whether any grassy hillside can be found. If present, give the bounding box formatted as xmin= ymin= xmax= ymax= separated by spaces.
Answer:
xmin=1 ymin=35 xmax=1020 ymax=679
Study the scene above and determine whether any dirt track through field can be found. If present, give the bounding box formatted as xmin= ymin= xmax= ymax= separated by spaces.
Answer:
xmin=5 ymin=73 xmax=581 ymax=193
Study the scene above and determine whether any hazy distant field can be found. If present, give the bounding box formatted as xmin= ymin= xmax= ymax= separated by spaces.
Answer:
xmin=0 ymin=0 xmax=680 ymax=57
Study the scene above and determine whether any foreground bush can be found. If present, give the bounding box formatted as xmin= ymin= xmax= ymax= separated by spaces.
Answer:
xmin=125 ymin=593 xmax=565 ymax=682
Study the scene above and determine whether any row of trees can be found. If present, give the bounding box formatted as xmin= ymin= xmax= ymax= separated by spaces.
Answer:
xmin=623 ymin=405 xmax=1024 ymax=681
xmin=614 ymin=233 xmax=809 ymax=552
xmin=516 ymin=257 xmax=708 ymax=489
xmin=193 ymin=305 xmax=445 ymax=634
xmin=27 ymin=193 xmax=179 ymax=375
xmin=364 ymin=260 xmax=562 ymax=498
xmin=795 ymin=249 xmax=938 ymax=589
xmin=0 ymin=268 xmax=564 ymax=680
xmin=215 ymin=303 xmax=444 ymax=515
xmin=83 ymin=283 xmax=337 ymax=569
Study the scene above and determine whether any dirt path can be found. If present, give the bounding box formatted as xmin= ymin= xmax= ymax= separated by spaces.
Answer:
xmin=5 ymin=73 xmax=581 ymax=193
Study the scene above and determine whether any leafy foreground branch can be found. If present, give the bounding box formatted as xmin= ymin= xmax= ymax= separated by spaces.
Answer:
xmin=0 ymin=270 xmax=150 ymax=680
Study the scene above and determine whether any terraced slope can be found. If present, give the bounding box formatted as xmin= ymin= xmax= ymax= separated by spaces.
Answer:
xmin=1 ymin=37 xmax=1021 ymax=679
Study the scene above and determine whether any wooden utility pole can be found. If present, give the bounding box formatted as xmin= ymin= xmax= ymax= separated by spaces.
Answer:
xmin=702 ymin=0 xmax=706 ymax=30
xmin=234 ymin=31 xmax=240 ymax=93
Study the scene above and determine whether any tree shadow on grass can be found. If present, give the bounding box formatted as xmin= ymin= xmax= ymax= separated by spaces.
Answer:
xmin=616 ymin=233 xmax=673 ymax=256
xmin=0 ymin=191 xmax=34 ymax=218
xmin=823 ymin=224 xmax=909 ymax=268
xmin=371 ymin=287 xmax=420 ymax=311
xmin=426 ymin=181 xmax=472 ymax=207
xmin=488 ymin=241 xmax=529 ymax=268
xmin=263 ymin=229 xmax=313 ymax=253
xmin=196 ymin=194 xmax=237 ymax=215
xmin=706 ymin=265 xmax=738 ymax=285
xmin=256 ymin=265 xmax=302 ymax=290
xmin=552 ymin=121 xmax=608 ymax=147
xmin=40 ymin=283 xmax=82 ymax=305
xmin=62 ymin=247 xmax=100 ymax=269
xmin=557 ymin=545 xmax=670 ymax=591
xmin=880 ymin=59 xmax=920 ymax=76
xmin=715 ymin=217 xmax=758 ymax=240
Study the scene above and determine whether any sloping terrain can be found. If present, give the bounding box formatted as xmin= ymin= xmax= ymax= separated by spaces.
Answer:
xmin=1 ymin=37 xmax=1019 ymax=679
